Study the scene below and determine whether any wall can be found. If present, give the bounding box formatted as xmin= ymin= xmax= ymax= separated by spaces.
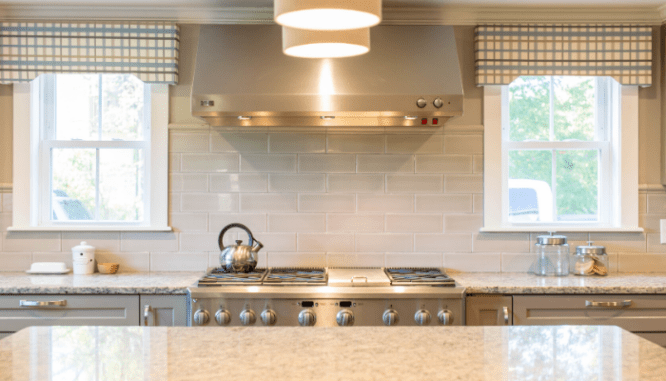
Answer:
xmin=0 ymin=25 xmax=665 ymax=272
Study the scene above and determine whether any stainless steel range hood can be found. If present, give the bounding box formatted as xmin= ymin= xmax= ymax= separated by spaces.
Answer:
xmin=191 ymin=25 xmax=463 ymax=127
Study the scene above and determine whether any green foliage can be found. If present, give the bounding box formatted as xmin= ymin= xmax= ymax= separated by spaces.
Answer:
xmin=508 ymin=76 xmax=599 ymax=221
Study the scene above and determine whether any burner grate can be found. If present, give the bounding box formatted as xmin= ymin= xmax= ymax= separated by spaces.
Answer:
xmin=264 ymin=268 xmax=327 ymax=285
xmin=198 ymin=268 xmax=267 ymax=286
xmin=385 ymin=268 xmax=455 ymax=286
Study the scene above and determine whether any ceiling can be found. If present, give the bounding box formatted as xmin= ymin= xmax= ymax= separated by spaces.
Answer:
xmin=0 ymin=0 xmax=664 ymax=6
xmin=0 ymin=0 xmax=664 ymax=24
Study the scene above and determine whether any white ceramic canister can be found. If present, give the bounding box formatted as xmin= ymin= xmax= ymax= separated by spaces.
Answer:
xmin=72 ymin=241 xmax=95 ymax=275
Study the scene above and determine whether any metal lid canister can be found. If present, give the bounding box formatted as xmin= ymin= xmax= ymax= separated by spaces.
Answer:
xmin=536 ymin=232 xmax=568 ymax=246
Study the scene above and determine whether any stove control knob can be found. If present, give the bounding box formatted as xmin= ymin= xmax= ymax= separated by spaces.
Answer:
xmin=414 ymin=309 xmax=431 ymax=326
xmin=261 ymin=309 xmax=277 ymax=326
xmin=239 ymin=309 xmax=256 ymax=326
xmin=382 ymin=309 xmax=399 ymax=326
xmin=336 ymin=309 xmax=354 ymax=326
xmin=215 ymin=309 xmax=231 ymax=326
xmin=433 ymin=97 xmax=444 ymax=108
xmin=298 ymin=309 xmax=316 ymax=327
xmin=438 ymin=309 xmax=454 ymax=325
xmin=193 ymin=309 xmax=210 ymax=326
xmin=416 ymin=98 xmax=427 ymax=108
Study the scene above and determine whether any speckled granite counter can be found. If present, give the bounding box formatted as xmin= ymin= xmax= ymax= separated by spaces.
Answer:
xmin=454 ymin=272 xmax=666 ymax=294
xmin=0 ymin=272 xmax=202 ymax=295
xmin=0 ymin=325 xmax=664 ymax=380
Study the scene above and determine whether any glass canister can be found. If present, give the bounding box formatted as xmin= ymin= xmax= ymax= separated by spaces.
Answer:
xmin=571 ymin=241 xmax=608 ymax=276
xmin=533 ymin=232 xmax=569 ymax=276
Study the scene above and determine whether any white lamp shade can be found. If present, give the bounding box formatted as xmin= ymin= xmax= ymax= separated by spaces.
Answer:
xmin=282 ymin=27 xmax=370 ymax=58
xmin=275 ymin=0 xmax=382 ymax=31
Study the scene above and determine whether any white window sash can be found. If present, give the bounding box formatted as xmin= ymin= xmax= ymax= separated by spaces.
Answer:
xmin=482 ymin=82 xmax=641 ymax=233
xmin=10 ymin=78 xmax=170 ymax=232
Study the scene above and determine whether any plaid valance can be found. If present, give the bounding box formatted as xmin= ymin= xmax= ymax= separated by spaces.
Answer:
xmin=0 ymin=22 xmax=179 ymax=84
xmin=475 ymin=24 xmax=652 ymax=86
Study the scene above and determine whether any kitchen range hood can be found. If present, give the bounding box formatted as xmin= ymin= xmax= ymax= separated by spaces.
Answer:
xmin=191 ymin=25 xmax=463 ymax=127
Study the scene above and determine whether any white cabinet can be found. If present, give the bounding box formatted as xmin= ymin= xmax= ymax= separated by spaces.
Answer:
xmin=140 ymin=295 xmax=188 ymax=327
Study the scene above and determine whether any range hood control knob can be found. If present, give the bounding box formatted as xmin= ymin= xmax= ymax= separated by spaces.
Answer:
xmin=193 ymin=309 xmax=210 ymax=326
xmin=336 ymin=309 xmax=355 ymax=326
xmin=414 ymin=309 xmax=431 ymax=326
xmin=240 ymin=309 xmax=256 ymax=326
xmin=382 ymin=309 xmax=399 ymax=326
xmin=298 ymin=309 xmax=316 ymax=327
xmin=261 ymin=309 xmax=277 ymax=326
xmin=433 ymin=98 xmax=444 ymax=108
xmin=438 ymin=309 xmax=453 ymax=325
xmin=416 ymin=98 xmax=427 ymax=108
xmin=215 ymin=309 xmax=231 ymax=326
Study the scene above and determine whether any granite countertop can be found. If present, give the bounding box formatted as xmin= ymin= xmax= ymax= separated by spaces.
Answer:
xmin=0 ymin=325 xmax=664 ymax=380
xmin=452 ymin=272 xmax=666 ymax=294
xmin=3 ymin=271 xmax=666 ymax=295
xmin=0 ymin=272 xmax=203 ymax=295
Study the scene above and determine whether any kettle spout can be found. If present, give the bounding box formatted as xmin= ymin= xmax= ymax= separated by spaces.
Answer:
xmin=251 ymin=239 xmax=264 ymax=253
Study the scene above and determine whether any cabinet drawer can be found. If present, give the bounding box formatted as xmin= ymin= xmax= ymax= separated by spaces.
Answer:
xmin=0 ymin=295 xmax=139 ymax=331
xmin=514 ymin=295 xmax=666 ymax=331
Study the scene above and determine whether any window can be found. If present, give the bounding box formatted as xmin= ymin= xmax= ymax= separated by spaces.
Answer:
xmin=483 ymin=76 xmax=641 ymax=232
xmin=11 ymin=74 xmax=169 ymax=231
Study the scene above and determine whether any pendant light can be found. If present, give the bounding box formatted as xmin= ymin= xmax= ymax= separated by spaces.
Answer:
xmin=282 ymin=27 xmax=370 ymax=58
xmin=274 ymin=0 xmax=381 ymax=31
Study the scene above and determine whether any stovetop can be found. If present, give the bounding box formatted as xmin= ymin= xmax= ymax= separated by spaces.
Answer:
xmin=196 ymin=267 xmax=455 ymax=287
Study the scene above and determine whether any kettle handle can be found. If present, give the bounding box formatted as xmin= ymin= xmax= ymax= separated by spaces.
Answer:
xmin=218 ymin=223 xmax=254 ymax=251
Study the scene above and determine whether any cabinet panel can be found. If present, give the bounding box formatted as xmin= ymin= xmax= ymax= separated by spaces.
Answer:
xmin=633 ymin=332 xmax=666 ymax=347
xmin=514 ymin=295 xmax=666 ymax=332
xmin=0 ymin=295 xmax=139 ymax=331
xmin=140 ymin=295 xmax=187 ymax=327
xmin=466 ymin=296 xmax=513 ymax=326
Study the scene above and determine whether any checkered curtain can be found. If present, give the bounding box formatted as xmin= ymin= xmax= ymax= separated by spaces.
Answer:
xmin=0 ymin=22 xmax=179 ymax=84
xmin=475 ymin=25 xmax=652 ymax=86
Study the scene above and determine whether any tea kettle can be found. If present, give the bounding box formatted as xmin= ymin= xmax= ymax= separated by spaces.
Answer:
xmin=218 ymin=223 xmax=263 ymax=272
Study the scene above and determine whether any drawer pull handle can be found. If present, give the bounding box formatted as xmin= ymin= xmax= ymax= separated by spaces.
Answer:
xmin=19 ymin=300 xmax=67 ymax=307
xmin=585 ymin=300 xmax=632 ymax=308
xmin=144 ymin=305 xmax=151 ymax=326
xmin=503 ymin=306 xmax=509 ymax=325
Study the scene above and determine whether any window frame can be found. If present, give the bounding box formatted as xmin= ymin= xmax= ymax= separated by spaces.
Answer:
xmin=10 ymin=75 xmax=170 ymax=232
xmin=482 ymin=78 xmax=642 ymax=233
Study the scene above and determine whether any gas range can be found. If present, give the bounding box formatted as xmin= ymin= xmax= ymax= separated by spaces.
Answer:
xmin=188 ymin=267 xmax=465 ymax=327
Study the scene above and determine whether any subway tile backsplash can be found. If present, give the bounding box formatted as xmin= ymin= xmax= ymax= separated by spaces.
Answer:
xmin=0 ymin=129 xmax=659 ymax=272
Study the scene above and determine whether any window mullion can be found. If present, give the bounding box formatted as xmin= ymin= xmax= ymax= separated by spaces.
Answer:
xmin=551 ymin=149 xmax=557 ymax=223
xmin=95 ymin=148 xmax=100 ymax=221
xmin=549 ymin=77 xmax=555 ymax=141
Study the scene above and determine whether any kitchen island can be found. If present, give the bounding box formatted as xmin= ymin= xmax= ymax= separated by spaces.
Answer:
xmin=0 ymin=325 xmax=664 ymax=380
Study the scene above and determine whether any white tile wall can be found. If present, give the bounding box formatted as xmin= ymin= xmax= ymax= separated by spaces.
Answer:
xmin=3 ymin=130 xmax=663 ymax=273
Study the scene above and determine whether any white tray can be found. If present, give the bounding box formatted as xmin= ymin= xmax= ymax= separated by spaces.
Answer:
xmin=25 ymin=269 xmax=71 ymax=275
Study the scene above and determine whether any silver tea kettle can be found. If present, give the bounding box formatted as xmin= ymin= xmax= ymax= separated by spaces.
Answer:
xmin=218 ymin=223 xmax=263 ymax=272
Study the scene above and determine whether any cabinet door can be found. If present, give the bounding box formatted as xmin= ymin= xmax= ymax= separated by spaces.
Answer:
xmin=466 ymin=295 xmax=513 ymax=326
xmin=140 ymin=295 xmax=187 ymax=327
xmin=0 ymin=295 xmax=139 ymax=331
xmin=513 ymin=295 xmax=666 ymax=331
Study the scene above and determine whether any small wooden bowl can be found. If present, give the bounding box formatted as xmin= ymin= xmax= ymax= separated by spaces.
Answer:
xmin=98 ymin=263 xmax=120 ymax=274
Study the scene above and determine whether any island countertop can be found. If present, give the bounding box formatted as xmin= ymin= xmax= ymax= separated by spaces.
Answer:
xmin=0 ymin=325 xmax=664 ymax=380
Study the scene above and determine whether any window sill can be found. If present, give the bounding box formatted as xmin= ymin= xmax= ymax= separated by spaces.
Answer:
xmin=480 ymin=227 xmax=644 ymax=233
xmin=7 ymin=226 xmax=173 ymax=232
